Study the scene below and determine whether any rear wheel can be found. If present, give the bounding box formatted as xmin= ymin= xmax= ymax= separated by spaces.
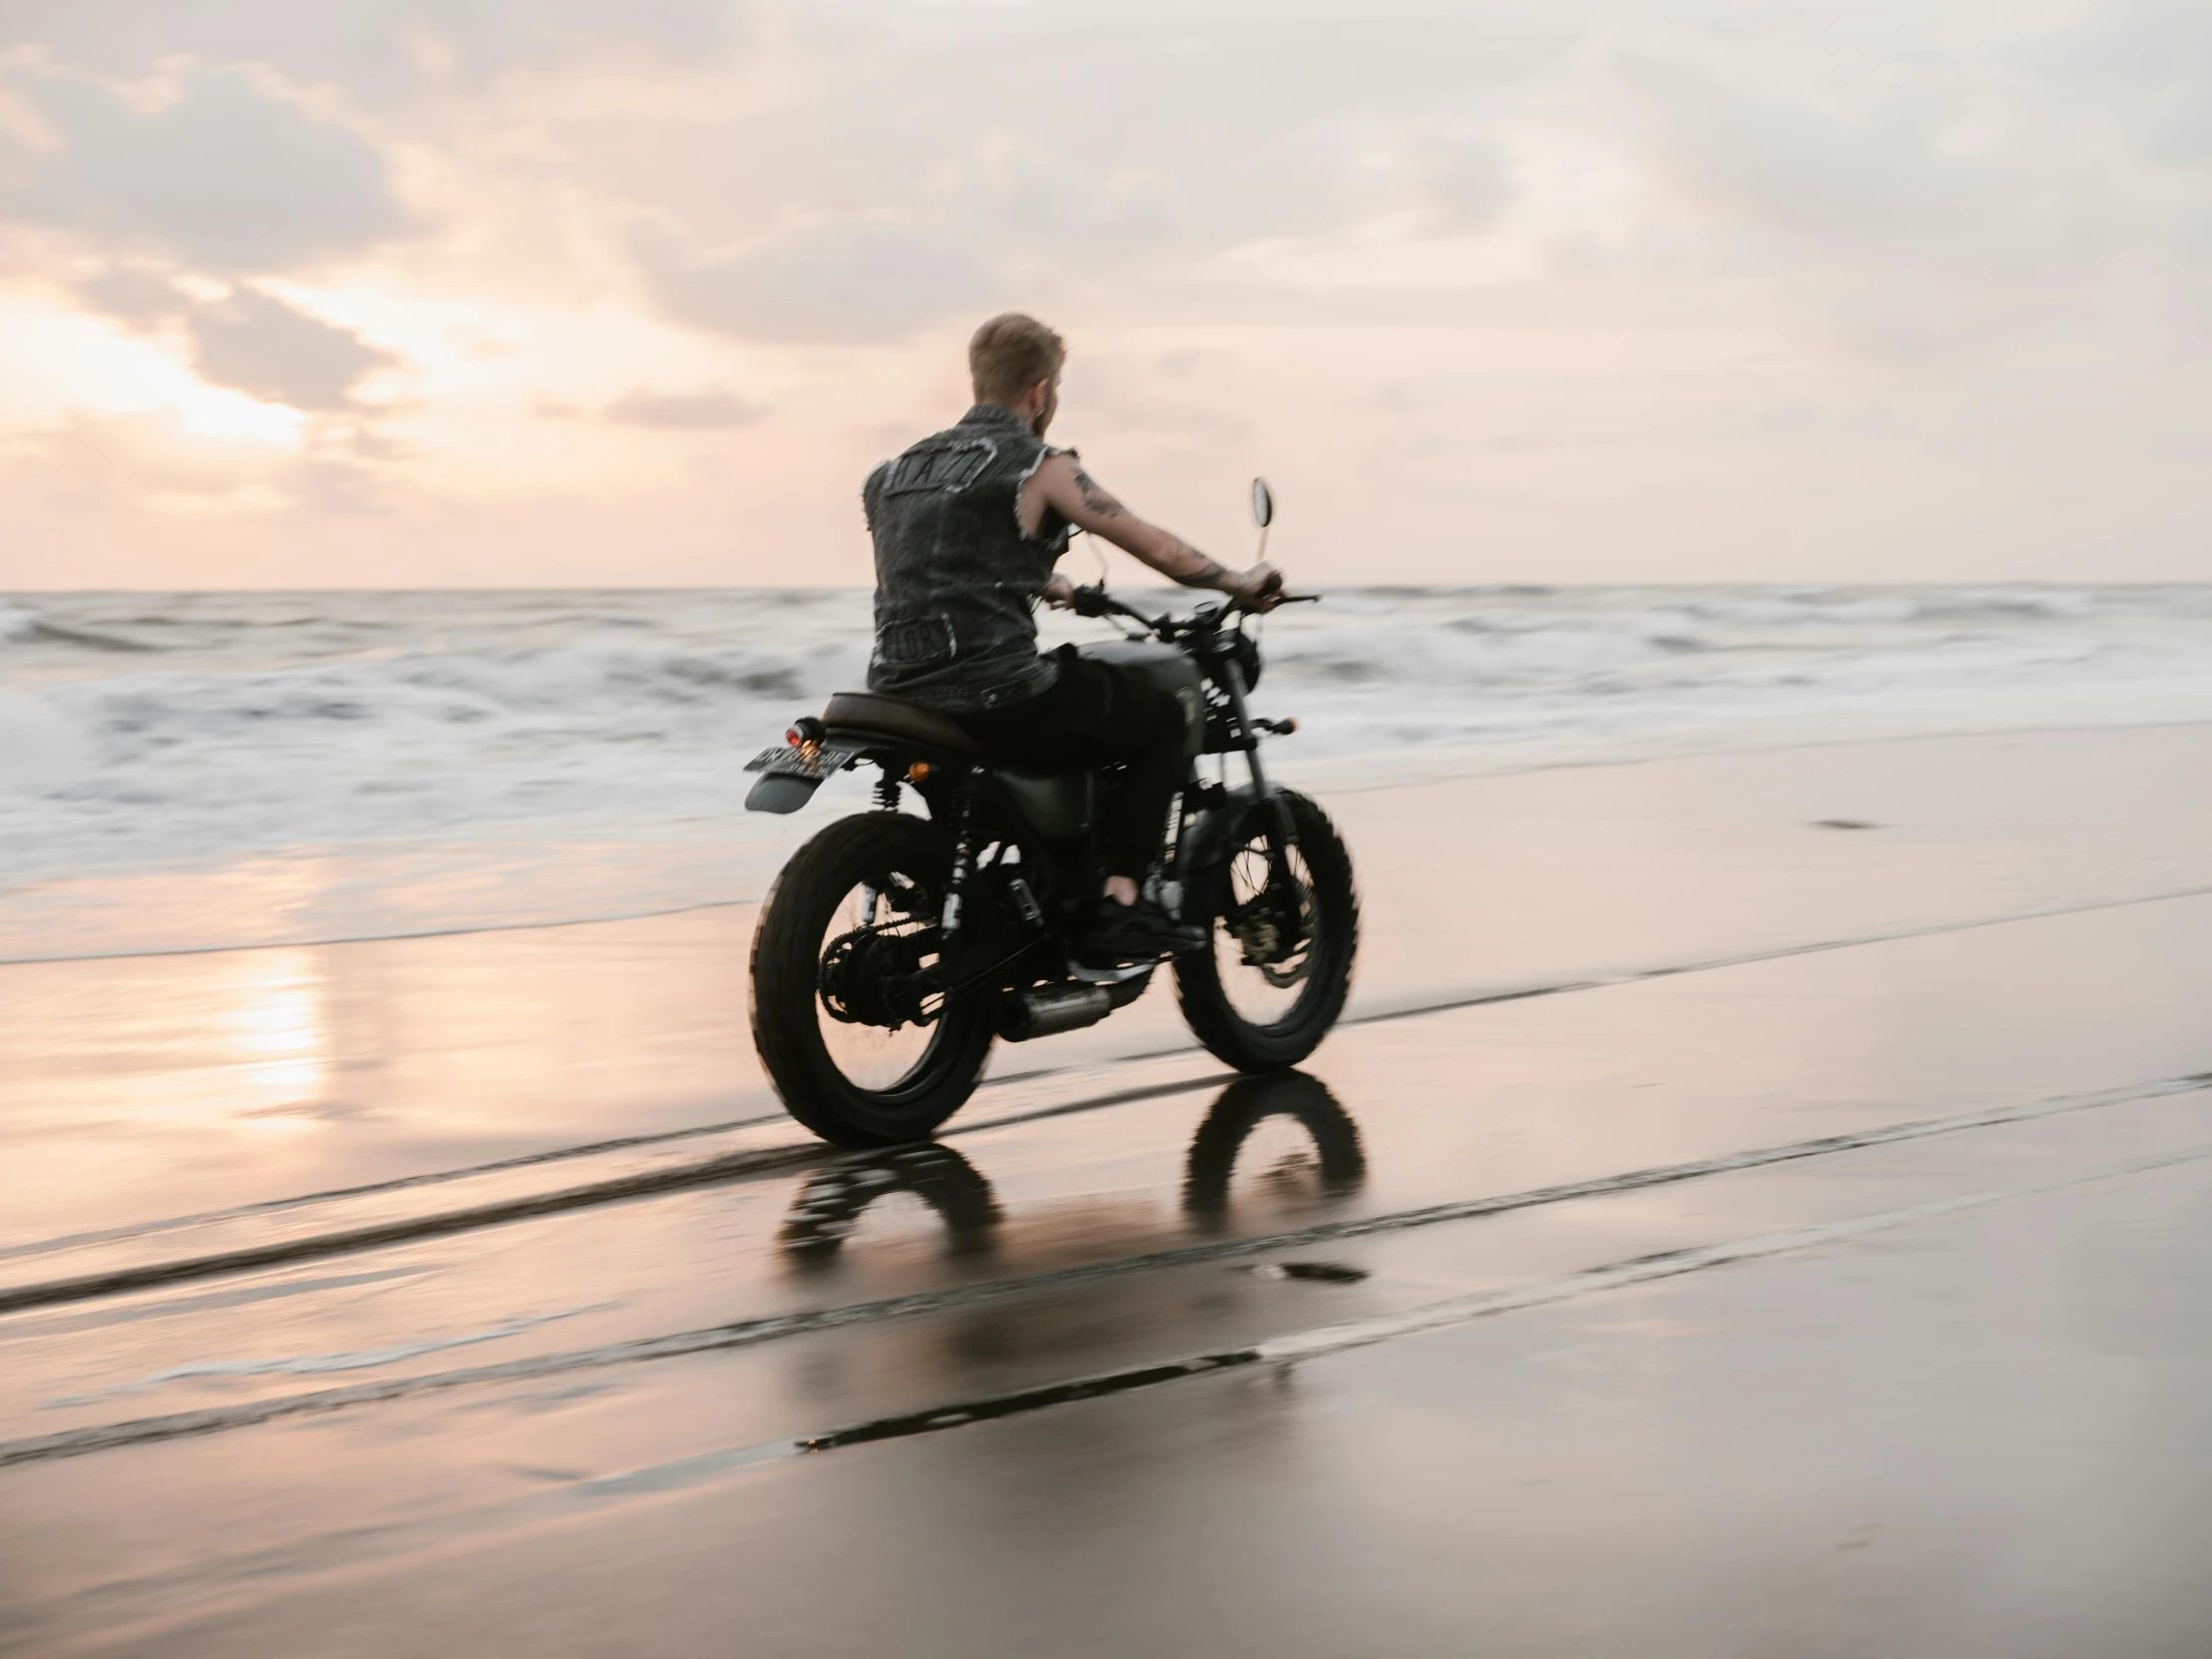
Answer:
xmin=1174 ymin=789 xmax=1358 ymax=1071
xmin=751 ymin=813 xmax=995 ymax=1146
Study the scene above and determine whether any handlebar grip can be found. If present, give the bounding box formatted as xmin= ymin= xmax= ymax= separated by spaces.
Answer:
xmin=1068 ymin=583 xmax=1112 ymax=617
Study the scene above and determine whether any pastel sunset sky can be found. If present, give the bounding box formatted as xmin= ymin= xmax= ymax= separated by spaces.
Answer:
xmin=3 ymin=0 xmax=2210 ymax=588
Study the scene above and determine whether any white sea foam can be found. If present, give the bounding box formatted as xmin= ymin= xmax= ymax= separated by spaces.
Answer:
xmin=0 ymin=688 xmax=88 ymax=796
xmin=3 ymin=586 xmax=2210 ymax=953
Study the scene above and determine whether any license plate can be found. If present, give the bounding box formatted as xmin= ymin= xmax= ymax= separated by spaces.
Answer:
xmin=746 ymin=742 xmax=860 ymax=782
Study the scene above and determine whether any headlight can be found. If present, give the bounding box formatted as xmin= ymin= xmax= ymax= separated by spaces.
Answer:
xmin=1233 ymin=632 xmax=1263 ymax=693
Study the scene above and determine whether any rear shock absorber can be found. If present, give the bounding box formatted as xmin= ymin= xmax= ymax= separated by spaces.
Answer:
xmin=940 ymin=790 xmax=975 ymax=939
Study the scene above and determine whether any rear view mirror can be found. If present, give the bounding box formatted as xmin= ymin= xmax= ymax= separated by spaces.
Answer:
xmin=1251 ymin=477 xmax=1274 ymax=529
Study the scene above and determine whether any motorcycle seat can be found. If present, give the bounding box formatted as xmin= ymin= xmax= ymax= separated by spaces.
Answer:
xmin=821 ymin=691 xmax=985 ymax=759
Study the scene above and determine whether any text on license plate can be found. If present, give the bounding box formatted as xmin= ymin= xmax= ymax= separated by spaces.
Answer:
xmin=746 ymin=743 xmax=860 ymax=781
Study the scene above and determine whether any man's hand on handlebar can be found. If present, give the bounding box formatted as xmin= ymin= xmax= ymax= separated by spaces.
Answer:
xmin=1226 ymin=561 xmax=1285 ymax=613
xmin=1065 ymin=582 xmax=1125 ymax=619
xmin=1041 ymin=573 xmax=1077 ymax=610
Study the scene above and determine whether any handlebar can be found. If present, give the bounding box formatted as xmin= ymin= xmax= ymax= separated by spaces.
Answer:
xmin=1066 ymin=583 xmax=1319 ymax=627
xmin=1067 ymin=583 xmax=1147 ymax=621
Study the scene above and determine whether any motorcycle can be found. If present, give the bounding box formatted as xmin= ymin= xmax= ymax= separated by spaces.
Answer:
xmin=741 ymin=478 xmax=1359 ymax=1147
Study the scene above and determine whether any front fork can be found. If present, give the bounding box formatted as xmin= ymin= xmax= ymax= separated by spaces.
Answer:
xmin=1215 ymin=660 xmax=1300 ymax=888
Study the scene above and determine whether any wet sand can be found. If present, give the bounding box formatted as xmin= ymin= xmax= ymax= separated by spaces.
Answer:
xmin=3 ymin=725 xmax=2211 ymax=1654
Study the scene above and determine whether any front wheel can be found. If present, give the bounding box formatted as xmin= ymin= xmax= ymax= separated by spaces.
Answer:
xmin=1175 ymin=789 xmax=1358 ymax=1071
xmin=751 ymin=812 xmax=995 ymax=1147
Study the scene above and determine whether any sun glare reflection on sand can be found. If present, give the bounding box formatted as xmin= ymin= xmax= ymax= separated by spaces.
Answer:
xmin=214 ymin=950 xmax=331 ymax=1129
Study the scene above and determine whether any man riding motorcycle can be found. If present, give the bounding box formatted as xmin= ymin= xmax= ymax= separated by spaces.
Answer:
xmin=862 ymin=312 xmax=1285 ymax=963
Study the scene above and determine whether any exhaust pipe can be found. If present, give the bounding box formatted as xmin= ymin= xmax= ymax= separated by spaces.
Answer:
xmin=1000 ymin=984 xmax=1112 ymax=1042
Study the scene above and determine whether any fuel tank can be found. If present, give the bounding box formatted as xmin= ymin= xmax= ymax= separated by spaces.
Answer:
xmin=1077 ymin=640 xmax=1205 ymax=761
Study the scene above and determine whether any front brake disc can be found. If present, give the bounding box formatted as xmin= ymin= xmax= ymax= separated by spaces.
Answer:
xmin=1233 ymin=879 xmax=1314 ymax=987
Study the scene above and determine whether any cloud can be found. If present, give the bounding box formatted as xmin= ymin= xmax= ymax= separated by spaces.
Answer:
xmin=7 ymin=0 xmax=2212 ymax=587
xmin=2043 ymin=2 xmax=2212 ymax=164
xmin=188 ymin=289 xmax=395 ymax=409
xmin=2 ymin=408 xmax=400 ymax=531
xmin=280 ymin=457 xmax=395 ymax=516
xmin=5 ymin=409 xmax=277 ymax=507
xmin=1581 ymin=35 xmax=2212 ymax=355
xmin=5 ymin=65 xmax=402 ymax=271
xmin=70 ymin=264 xmax=187 ymax=329
xmin=1613 ymin=56 xmax=2019 ymax=242
xmin=636 ymin=219 xmax=992 ymax=341
xmin=0 ymin=0 xmax=747 ymax=106
xmin=1410 ymin=132 xmax=1515 ymax=230
xmin=602 ymin=387 xmax=760 ymax=428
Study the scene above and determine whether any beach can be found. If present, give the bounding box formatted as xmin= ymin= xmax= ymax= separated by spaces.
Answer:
xmin=9 ymin=0 xmax=2212 ymax=1640
xmin=5 ymin=693 xmax=2212 ymax=1651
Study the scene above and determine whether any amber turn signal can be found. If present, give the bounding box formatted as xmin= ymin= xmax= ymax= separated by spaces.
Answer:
xmin=907 ymin=762 xmax=932 ymax=783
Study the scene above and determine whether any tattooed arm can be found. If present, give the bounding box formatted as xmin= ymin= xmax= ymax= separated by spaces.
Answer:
xmin=1024 ymin=452 xmax=1281 ymax=606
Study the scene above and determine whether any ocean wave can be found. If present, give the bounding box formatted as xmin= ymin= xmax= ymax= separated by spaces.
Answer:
xmin=31 ymin=620 xmax=158 ymax=653
xmin=2 ymin=586 xmax=2211 ymax=906
xmin=0 ymin=689 xmax=88 ymax=795
xmin=1673 ymin=589 xmax=2100 ymax=628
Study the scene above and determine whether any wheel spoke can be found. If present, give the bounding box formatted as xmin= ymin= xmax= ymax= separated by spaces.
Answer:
xmin=817 ymin=871 xmax=943 ymax=1093
xmin=753 ymin=812 xmax=996 ymax=1146
xmin=1172 ymin=790 xmax=1356 ymax=1074
xmin=1210 ymin=838 xmax=1323 ymax=1028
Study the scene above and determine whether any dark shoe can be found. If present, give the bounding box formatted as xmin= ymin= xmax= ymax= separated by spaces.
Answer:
xmin=1078 ymin=897 xmax=1207 ymax=964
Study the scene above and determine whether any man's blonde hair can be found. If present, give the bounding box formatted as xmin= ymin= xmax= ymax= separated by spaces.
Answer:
xmin=969 ymin=312 xmax=1066 ymax=403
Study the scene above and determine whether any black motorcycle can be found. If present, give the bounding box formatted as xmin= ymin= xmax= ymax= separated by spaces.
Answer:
xmin=742 ymin=480 xmax=1358 ymax=1147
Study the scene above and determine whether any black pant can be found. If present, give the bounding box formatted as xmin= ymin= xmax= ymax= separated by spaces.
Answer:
xmin=955 ymin=649 xmax=1187 ymax=882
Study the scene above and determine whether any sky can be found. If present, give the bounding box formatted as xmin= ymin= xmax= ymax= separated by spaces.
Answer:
xmin=2 ymin=0 xmax=2210 ymax=589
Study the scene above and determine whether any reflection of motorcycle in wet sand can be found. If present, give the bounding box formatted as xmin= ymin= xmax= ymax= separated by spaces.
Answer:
xmin=774 ymin=1071 xmax=1365 ymax=1273
xmin=1183 ymin=1071 xmax=1367 ymax=1229
xmin=778 ymin=1143 xmax=1003 ymax=1271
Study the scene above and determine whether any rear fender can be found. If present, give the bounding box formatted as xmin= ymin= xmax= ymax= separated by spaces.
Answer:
xmin=746 ymin=773 xmax=826 ymax=815
xmin=743 ymin=733 xmax=967 ymax=816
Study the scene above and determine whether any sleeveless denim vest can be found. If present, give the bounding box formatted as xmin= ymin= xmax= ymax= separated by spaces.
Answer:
xmin=862 ymin=403 xmax=1071 ymax=713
